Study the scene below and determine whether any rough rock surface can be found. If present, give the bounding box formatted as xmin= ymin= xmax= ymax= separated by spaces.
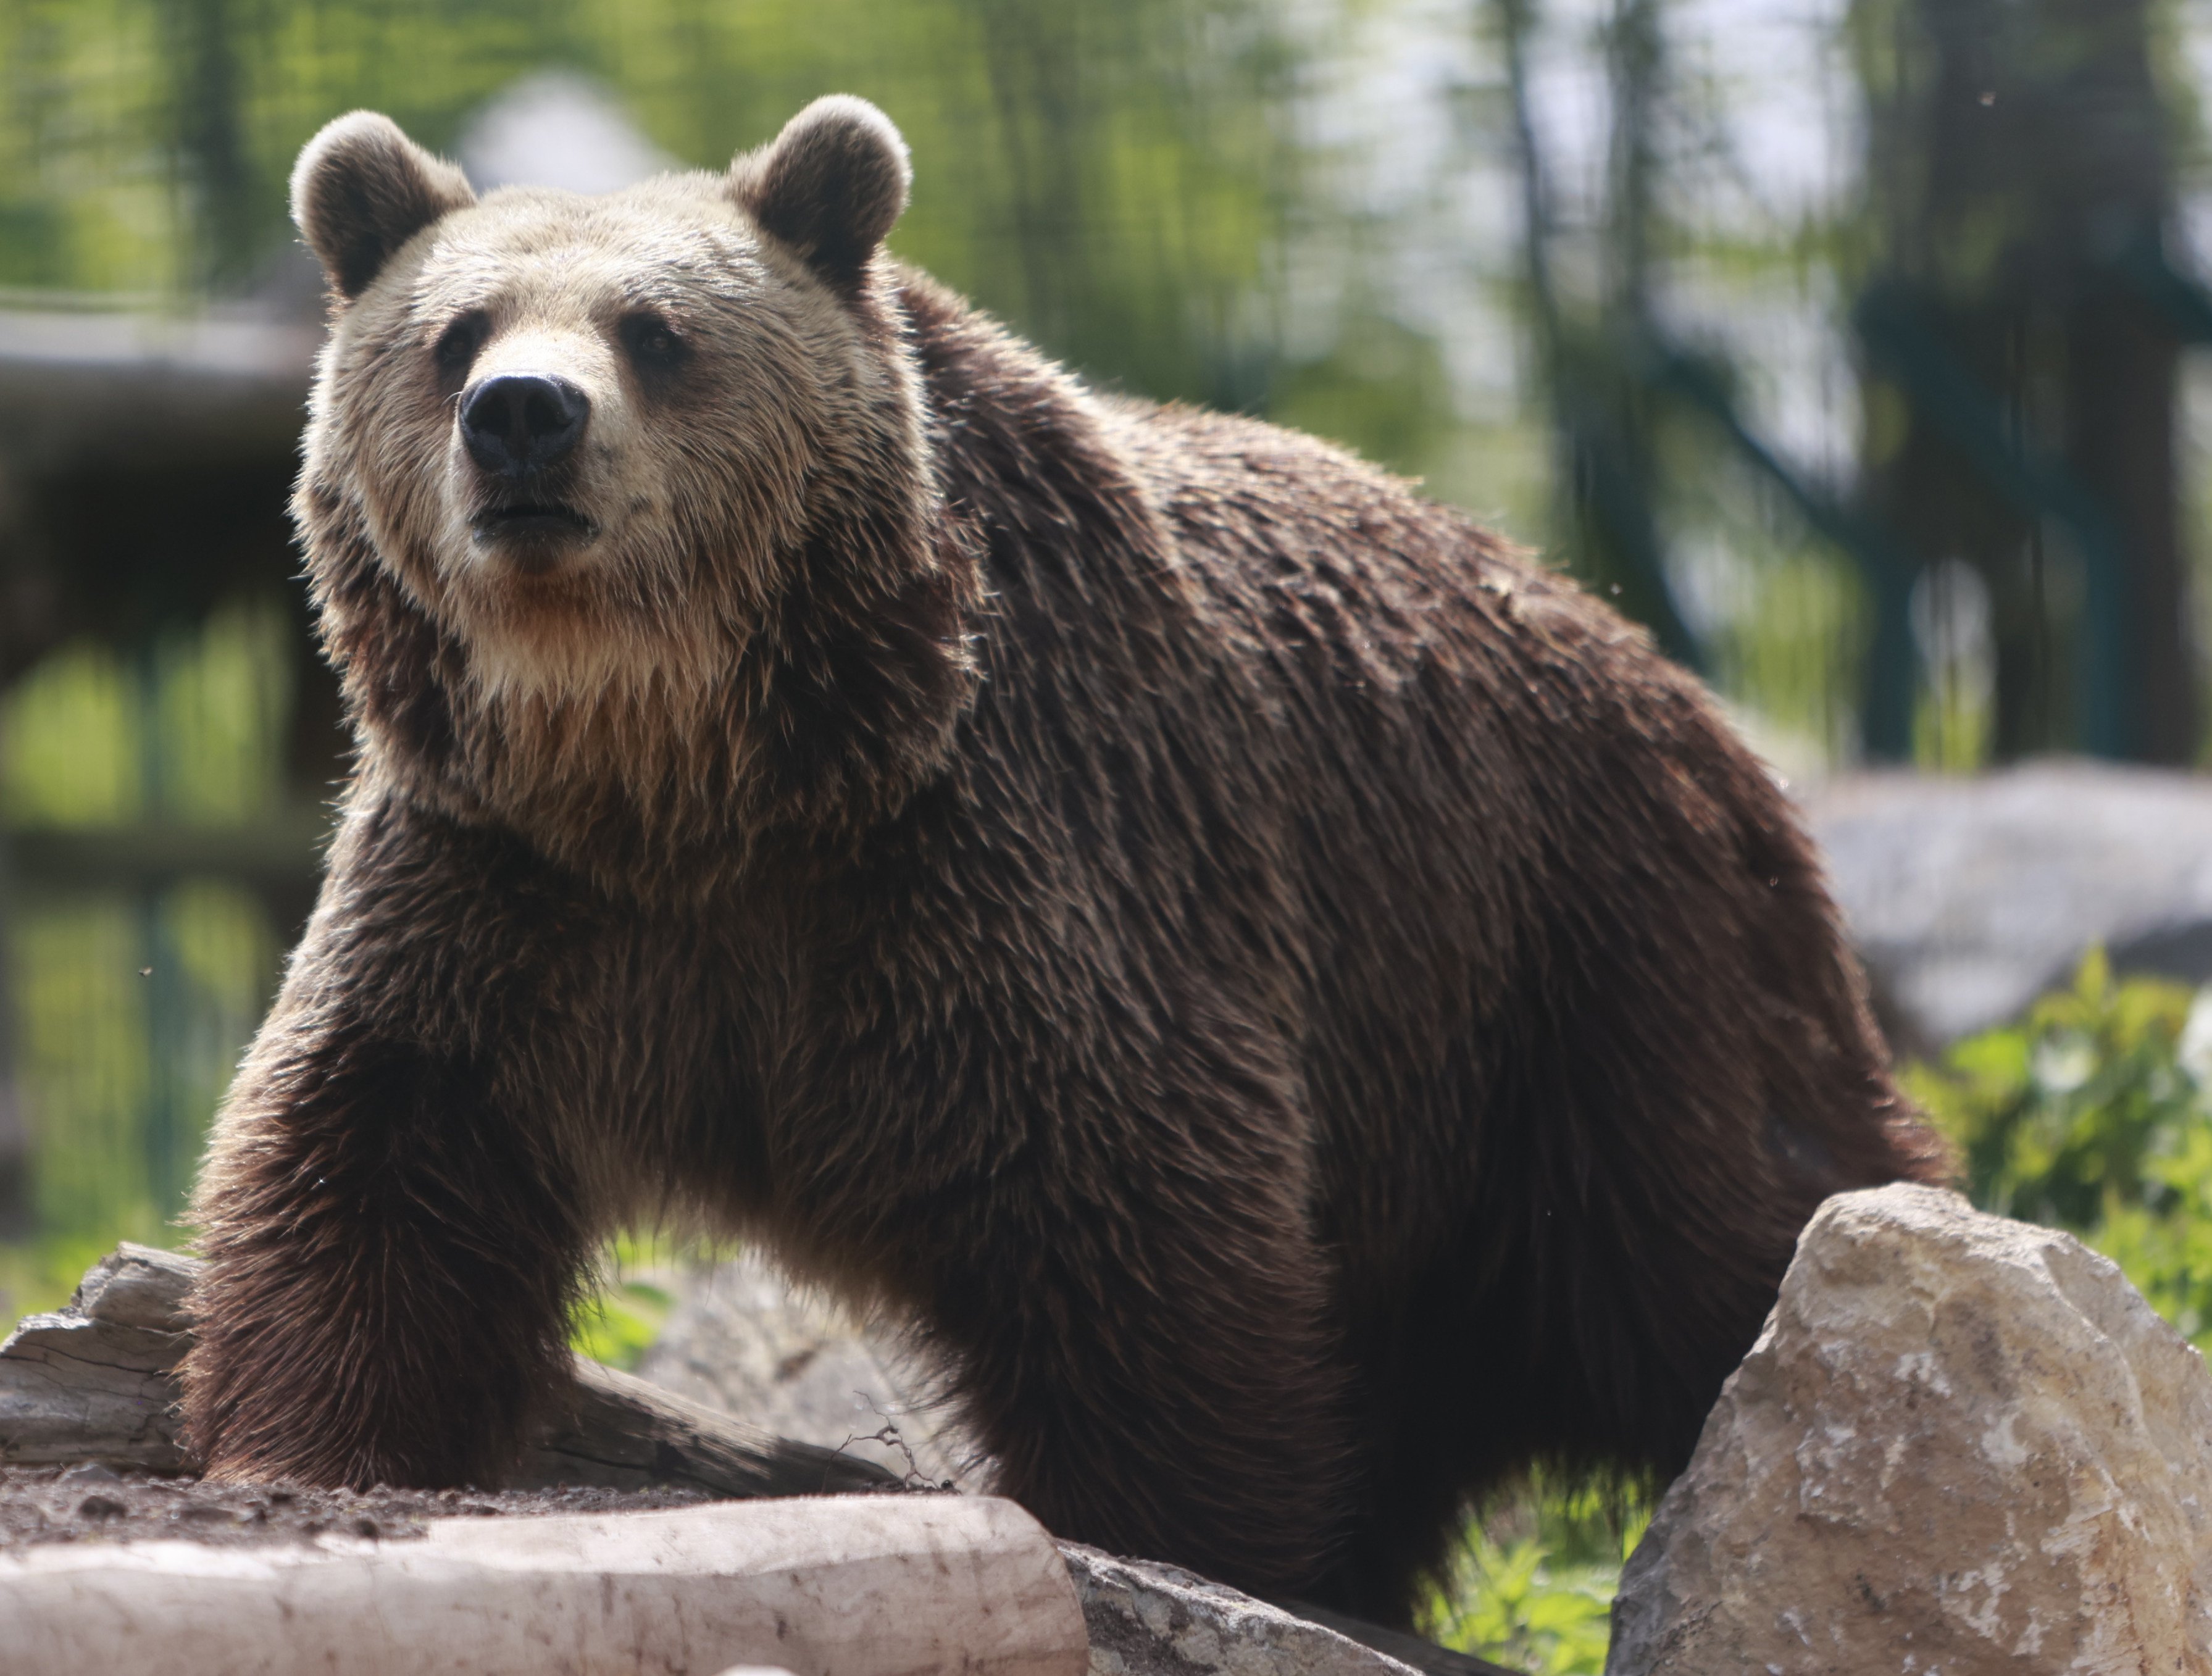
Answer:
xmin=1608 ymin=1182 xmax=2212 ymax=1674
xmin=1064 ymin=1545 xmax=1510 ymax=1676
xmin=637 ymin=1254 xmax=967 ymax=1486
xmin=1802 ymin=762 xmax=2212 ymax=1048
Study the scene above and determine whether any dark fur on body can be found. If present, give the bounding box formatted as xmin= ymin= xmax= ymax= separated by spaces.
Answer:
xmin=184 ymin=99 xmax=1945 ymax=1623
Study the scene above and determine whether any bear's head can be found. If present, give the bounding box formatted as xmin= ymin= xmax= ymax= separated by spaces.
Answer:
xmin=290 ymin=97 xmax=977 ymax=890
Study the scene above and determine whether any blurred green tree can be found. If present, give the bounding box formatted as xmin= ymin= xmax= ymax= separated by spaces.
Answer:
xmin=1849 ymin=0 xmax=2198 ymax=764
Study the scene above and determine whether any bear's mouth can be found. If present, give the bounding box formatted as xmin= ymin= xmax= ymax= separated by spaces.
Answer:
xmin=473 ymin=501 xmax=596 ymax=541
xmin=470 ymin=501 xmax=599 ymax=572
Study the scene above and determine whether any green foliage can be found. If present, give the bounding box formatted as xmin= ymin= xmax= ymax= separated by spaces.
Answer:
xmin=1903 ymin=948 xmax=2212 ymax=1347
xmin=1903 ymin=947 xmax=2198 ymax=1227
xmin=566 ymin=1233 xmax=680 ymax=1372
xmin=1432 ymin=1540 xmax=1613 ymax=1676
xmin=0 ymin=1232 xmax=121 ymax=1329
xmin=1424 ymin=1479 xmax=1647 ymax=1676
xmin=568 ymin=1277 xmax=674 ymax=1373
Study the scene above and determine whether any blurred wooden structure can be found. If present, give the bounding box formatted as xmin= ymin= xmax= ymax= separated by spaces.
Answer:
xmin=0 ymin=285 xmax=335 ymax=1235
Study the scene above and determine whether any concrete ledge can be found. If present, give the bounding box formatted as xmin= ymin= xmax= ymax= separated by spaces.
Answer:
xmin=0 ymin=1493 xmax=1088 ymax=1676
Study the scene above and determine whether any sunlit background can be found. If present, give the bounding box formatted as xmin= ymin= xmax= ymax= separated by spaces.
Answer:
xmin=2 ymin=2 xmax=2211 ymax=1666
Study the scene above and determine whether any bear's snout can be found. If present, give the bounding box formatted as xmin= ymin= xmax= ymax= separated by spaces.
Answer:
xmin=461 ymin=373 xmax=590 ymax=478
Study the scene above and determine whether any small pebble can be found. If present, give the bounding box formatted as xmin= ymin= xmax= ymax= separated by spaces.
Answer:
xmin=77 ymin=1495 xmax=127 ymax=1519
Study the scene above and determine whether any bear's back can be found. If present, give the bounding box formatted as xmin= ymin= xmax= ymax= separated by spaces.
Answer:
xmin=903 ymin=277 xmax=1884 ymax=1277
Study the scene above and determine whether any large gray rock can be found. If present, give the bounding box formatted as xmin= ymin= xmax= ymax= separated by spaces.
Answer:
xmin=1802 ymin=762 xmax=2212 ymax=1047
xmin=1608 ymin=1183 xmax=2212 ymax=1674
xmin=636 ymin=1254 xmax=966 ymax=1487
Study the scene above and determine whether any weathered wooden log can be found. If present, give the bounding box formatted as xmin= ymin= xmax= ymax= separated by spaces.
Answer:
xmin=514 ymin=1356 xmax=903 ymax=1498
xmin=0 ymin=1243 xmax=896 ymax=1496
xmin=0 ymin=1493 xmax=1088 ymax=1676
xmin=0 ymin=1244 xmax=196 ymax=1473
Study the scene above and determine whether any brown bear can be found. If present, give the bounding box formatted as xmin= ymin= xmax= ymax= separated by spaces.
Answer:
xmin=182 ymin=94 xmax=1945 ymax=1625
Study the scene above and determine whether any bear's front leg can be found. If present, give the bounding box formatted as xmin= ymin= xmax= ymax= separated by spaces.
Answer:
xmin=901 ymin=1104 xmax=1358 ymax=1601
xmin=949 ymin=1187 xmax=1356 ymax=1598
xmin=182 ymin=801 xmax=595 ymax=1488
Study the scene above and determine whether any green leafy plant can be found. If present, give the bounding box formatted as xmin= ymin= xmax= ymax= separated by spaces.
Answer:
xmin=566 ymin=1233 xmax=678 ymax=1372
xmin=1906 ymin=948 xmax=2200 ymax=1224
xmin=1903 ymin=948 xmax=2212 ymax=1349
xmin=1893 ymin=946 xmax=2212 ymax=1353
xmin=1424 ymin=1478 xmax=1648 ymax=1676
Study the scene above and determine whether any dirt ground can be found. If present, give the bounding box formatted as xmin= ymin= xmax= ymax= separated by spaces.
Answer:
xmin=0 ymin=1462 xmax=714 ymax=1551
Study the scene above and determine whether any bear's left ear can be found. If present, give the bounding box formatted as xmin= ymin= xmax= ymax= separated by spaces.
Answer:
xmin=732 ymin=96 xmax=911 ymax=290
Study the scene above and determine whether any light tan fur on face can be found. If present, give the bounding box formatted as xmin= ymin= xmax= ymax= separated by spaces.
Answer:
xmin=299 ymin=151 xmax=960 ymax=883
xmin=327 ymin=181 xmax=859 ymax=701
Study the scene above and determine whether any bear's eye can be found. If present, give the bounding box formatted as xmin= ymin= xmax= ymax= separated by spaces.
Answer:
xmin=620 ymin=313 xmax=687 ymax=372
xmin=434 ymin=313 xmax=488 ymax=377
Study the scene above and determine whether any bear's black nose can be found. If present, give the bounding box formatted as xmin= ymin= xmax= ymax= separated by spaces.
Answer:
xmin=459 ymin=373 xmax=590 ymax=477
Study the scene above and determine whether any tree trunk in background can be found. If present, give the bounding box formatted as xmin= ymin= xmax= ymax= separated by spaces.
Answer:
xmin=1856 ymin=0 xmax=2197 ymax=764
xmin=2048 ymin=0 xmax=2197 ymax=766
xmin=1590 ymin=0 xmax=1701 ymax=671
xmin=2065 ymin=267 xmax=2195 ymax=764
xmin=1493 ymin=0 xmax=1701 ymax=670
xmin=1861 ymin=0 xmax=2048 ymax=761
xmin=966 ymin=0 xmax=1304 ymax=418
xmin=161 ymin=0 xmax=259 ymax=291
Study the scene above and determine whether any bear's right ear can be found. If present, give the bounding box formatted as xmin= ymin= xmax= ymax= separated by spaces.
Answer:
xmin=732 ymin=96 xmax=911 ymax=290
xmin=291 ymin=112 xmax=475 ymax=301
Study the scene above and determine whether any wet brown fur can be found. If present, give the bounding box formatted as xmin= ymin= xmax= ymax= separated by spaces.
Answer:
xmin=183 ymin=99 xmax=1946 ymax=1624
